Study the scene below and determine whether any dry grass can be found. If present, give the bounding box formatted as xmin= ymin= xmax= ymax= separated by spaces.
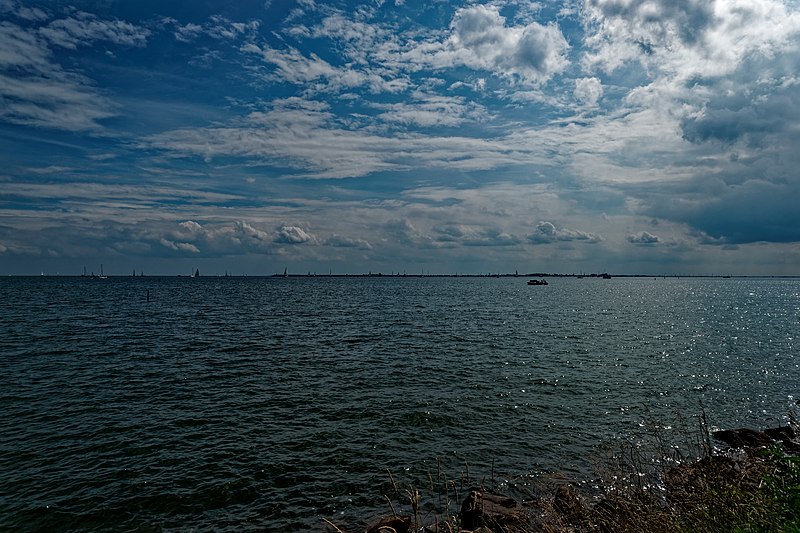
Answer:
xmin=327 ymin=410 xmax=800 ymax=533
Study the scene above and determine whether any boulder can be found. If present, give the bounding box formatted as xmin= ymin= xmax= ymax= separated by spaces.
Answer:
xmin=459 ymin=490 xmax=528 ymax=532
xmin=364 ymin=514 xmax=411 ymax=533
xmin=712 ymin=428 xmax=773 ymax=448
xmin=713 ymin=425 xmax=800 ymax=453
xmin=763 ymin=425 xmax=796 ymax=442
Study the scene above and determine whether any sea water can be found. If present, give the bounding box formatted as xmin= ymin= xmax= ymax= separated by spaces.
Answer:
xmin=1 ymin=276 xmax=797 ymax=531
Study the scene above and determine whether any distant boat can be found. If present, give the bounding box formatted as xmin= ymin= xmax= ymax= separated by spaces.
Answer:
xmin=527 ymin=279 xmax=548 ymax=285
xmin=98 ymin=264 xmax=107 ymax=279
xmin=601 ymin=273 xmax=611 ymax=279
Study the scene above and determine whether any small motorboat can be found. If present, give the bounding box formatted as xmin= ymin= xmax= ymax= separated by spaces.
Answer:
xmin=527 ymin=279 xmax=548 ymax=285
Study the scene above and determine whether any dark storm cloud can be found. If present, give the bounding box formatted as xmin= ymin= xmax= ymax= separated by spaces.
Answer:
xmin=679 ymin=48 xmax=800 ymax=147
xmin=586 ymin=0 xmax=715 ymax=46
xmin=634 ymin=176 xmax=800 ymax=245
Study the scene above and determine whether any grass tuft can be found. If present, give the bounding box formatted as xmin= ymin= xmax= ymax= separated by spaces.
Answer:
xmin=326 ymin=410 xmax=800 ymax=533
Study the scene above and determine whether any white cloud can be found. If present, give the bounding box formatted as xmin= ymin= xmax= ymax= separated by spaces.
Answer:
xmin=15 ymin=6 xmax=48 ymax=22
xmin=0 ymin=69 xmax=116 ymax=131
xmin=581 ymin=0 xmax=714 ymax=73
xmin=274 ymin=225 xmax=314 ymax=244
xmin=0 ymin=12 xmax=151 ymax=132
xmin=325 ymin=234 xmax=372 ymax=249
xmin=581 ymin=0 xmax=800 ymax=84
xmin=0 ymin=21 xmax=53 ymax=71
xmin=375 ymin=93 xmax=488 ymax=127
xmin=160 ymin=238 xmax=200 ymax=253
xmin=382 ymin=218 xmax=441 ymax=248
xmin=206 ymin=15 xmax=259 ymax=40
xmin=249 ymin=4 xmax=570 ymax=96
xmin=151 ymin=220 xmax=313 ymax=256
xmin=174 ymin=22 xmax=203 ymax=42
xmin=575 ymin=0 xmax=800 ymax=246
xmin=234 ymin=220 xmax=271 ymax=243
xmin=245 ymin=42 xmax=405 ymax=94
xmin=402 ymin=4 xmax=569 ymax=86
xmin=25 ymin=165 xmax=74 ymax=174
xmin=38 ymin=11 xmax=150 ymax=49
xmin=247 ymin=44 xmax=358 ymax=86
xmin=628 ymin=230 xmax=660 ymax=244
xmin=143 ymin=94 xmax=554 ymax=178
xmin=435 ymin=224 xmax=521 ymax=247
xmin=165 ymin=14 xmax=261 ymax=44
xmin=178 ymin=220 xmax=203 ymax=233
xmin=6 ymin=0 xmax=800 ymax=275
xmin=574 ymin=76 xmax=603 ymax=106
xmin=0 ymin=23 xmax=117 ymax=131
xmin=309 ymin=13 xmax=387 ymax=64
xmin=528 ymin=221 xmax=602 ymax=244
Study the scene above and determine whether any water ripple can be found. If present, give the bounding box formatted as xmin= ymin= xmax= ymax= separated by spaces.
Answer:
xmin=1 ymin=276 xmax=798 ymax=530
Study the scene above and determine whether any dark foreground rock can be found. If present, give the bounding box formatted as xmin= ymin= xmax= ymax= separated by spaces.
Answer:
xmin=359 ymin=424 xmax=799 ymax=533
xmin=460 ymin=489 xmax=529 ymax=532
xmin=364 ymin=514 xmax=411 ymax=533
xmin=713 ymin=428 xmax=774 ymax=448
xmin=712 ymin=425 xmax=799 ymax=451
xmin=364 ymin=490 xmax=529 ymax=533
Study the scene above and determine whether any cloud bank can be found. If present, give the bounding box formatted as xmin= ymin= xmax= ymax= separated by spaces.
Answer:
xmin=2 ymin=0 xmax=800 ymax=275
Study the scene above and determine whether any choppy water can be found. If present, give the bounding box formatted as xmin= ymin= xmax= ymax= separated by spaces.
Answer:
xmin=1 ymin=276 xmax=798 ymax=531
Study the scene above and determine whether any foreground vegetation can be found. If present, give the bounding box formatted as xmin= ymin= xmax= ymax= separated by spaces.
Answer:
xmin=327 ymin=413 xmax=800 ymax=533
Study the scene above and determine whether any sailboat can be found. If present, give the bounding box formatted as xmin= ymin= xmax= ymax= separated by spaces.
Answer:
xmin=98 ymin=264 xmax=107 ymax=279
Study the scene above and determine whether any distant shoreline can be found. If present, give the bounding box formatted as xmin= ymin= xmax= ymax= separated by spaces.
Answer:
xmin=8 ymin=273 xmax=800 ymax=279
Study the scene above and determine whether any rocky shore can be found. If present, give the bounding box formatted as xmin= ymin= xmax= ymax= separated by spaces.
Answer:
xmin=351 ymin=424 xmax=800 ymax=533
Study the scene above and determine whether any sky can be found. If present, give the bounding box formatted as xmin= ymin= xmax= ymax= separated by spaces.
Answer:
xmin=2 ymin=0 xmax=800 ymax=276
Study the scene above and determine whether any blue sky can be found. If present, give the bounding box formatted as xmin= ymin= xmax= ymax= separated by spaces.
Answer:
xmin=2 ymin=0 xmax=800 ymax=275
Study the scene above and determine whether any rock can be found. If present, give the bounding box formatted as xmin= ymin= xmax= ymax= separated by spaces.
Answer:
xmin=713 ymin=426 xmax=800 ymax=453
xmin=364 ymin=514 xmax=411 ymax=533
xmin=763 ymin=425 xmax=796 ymax=442
xmin=712 ymin=428 xmax=773 ymax=448
xmin=459 ymin=490 xmax=528 ymax=532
